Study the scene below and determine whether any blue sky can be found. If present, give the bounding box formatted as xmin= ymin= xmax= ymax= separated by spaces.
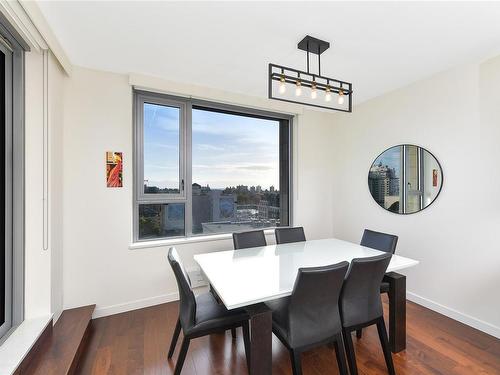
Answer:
xmin=143 ymin=103 xmax=180 ymax=189
xmin=143 ymin=103 xmax=279 ymax=190
xmin=374 ymin=146 xmax=401 ymax=176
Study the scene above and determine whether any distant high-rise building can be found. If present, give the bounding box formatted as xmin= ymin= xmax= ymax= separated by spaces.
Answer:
xmin=192 ymin=185 xmax=237 ymax=234
xmin=191 ymin=182 xmax=280 ymax=235
xmin=368 ymin=163 xmax=400 ymax=206
xmin=192 ymin=183 xmax=211 ymax=233
xmin=236 ymin=185 xmax=248 ymax=193
xmin=192 ymin=183 xmax=202 ymax=195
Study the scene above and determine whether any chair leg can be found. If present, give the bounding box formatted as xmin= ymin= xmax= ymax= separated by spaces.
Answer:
xmin=168 ymin=318 xmax=181 ymax=359
xmin=343 ymin=328 xmax=358 ymax=375
xmin=376 ymin=317 xmax=396 ymax=375
xmin=289 ymin=349 xmax=302 ymax=375
xmin=356 ymin=328 xmax=362 ymax=339
xmin=242 ymin=321 xmax=251 ymax=372
xmin=231 ymin=327 xmax=237 ymax=339
xmin=174 ymin=336 xmax=190 ymax=375
xmin=333 ymin=333 xmax=349 ymax=375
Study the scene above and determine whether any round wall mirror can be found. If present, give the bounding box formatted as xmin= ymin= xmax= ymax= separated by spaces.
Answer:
xmin=368 ymin=145 xmax=443 ymax=214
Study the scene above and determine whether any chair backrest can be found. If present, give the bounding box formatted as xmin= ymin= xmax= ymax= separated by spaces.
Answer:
xmin=360 ymin=229 xmax=398 ymax=254
xmin=340 ymin=253 xmax=392 ymax=328
xmin=275 ymin=227 xmax=306 ymax=244
xmin=167 ymin=247 xmax=196 ymax=331
xmin=232 ymin=230 xmax=267 ymax=250
xmin=287 ymin=261 xmax=349 ymax=349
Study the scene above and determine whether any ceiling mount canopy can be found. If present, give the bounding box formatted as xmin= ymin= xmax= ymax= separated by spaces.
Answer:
xmin=298 ymin=35 xmax=330 ymax=55
xmin=268 ymin=35 xmax=353 ymax=112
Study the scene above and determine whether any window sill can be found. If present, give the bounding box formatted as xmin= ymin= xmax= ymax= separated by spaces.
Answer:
xmin=129 ymin=229 xmax=277 ymax=250
xmin=0 ymin=315 xmax=52 ymax=374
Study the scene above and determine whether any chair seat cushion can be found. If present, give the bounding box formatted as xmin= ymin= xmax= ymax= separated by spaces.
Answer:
xmin=380 ymin=281 xmax=390 ymax=293
xmin=188 ymin=292 xmax=248 ymax=335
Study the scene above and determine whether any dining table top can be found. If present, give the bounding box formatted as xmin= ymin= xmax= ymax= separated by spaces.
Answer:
xmin=194 ymin=237 xmax=419 ymax=309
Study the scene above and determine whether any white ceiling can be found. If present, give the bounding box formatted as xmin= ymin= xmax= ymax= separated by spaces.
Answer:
xmin=37 ymin=1 xmax=500 ymax=105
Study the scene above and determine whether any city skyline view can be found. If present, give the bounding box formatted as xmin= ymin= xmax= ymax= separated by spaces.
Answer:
xmin=143 ymin=104 xmax=280 ymax=191
xmin=140 ymin=182 xmax=282 ymax=239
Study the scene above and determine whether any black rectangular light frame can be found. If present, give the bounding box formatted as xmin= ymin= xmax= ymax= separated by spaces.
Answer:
xmin=268 ymin=63 xmax=353 ymax=112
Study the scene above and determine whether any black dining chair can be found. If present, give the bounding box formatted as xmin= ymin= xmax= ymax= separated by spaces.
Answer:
xmin=360 ymin=229 xmax=398 ymax=256
xmin=275 ymin=227 xmax=306 ymax=244
xmin=340 ymin=253 xmax=395 ymax=375
xmin=233 ymin=229 xmax=267 ymax=249
xmin=266 ymin=262 xmax=350 ymax=375
xmin=167 ymin=247 xmax=251 ymax=375
xmin=357 ymin=229 xmax=398 ymax=338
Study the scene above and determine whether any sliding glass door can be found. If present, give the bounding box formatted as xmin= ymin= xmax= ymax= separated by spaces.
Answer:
xmin=0 ymin=17 xmax=25 ymax=341
xmin=0 ymin=36 xmax=12 ymax=339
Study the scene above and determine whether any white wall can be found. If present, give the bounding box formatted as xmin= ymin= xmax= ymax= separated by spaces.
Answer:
xmin=24 ymin=48 xmax=49 ymax=320
xmin=61 ymin=67 xmax=336 ymax=317
xmin=60 ymin=56 xmax=500 ymax=337
xmin=330 ymin=58 xmax=500 ymax=338
xmin=24 ymin=49 xmax=66 ymax=321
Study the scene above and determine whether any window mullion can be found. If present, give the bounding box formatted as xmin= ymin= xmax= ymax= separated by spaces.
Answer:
xmin=185 ymin=102 xmax=193 ymax=236
xmin=179 ymin=101 xmax=187 ymax=200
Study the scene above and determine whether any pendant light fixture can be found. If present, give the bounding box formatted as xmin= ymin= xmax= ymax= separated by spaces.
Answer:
xmin=268 ymin=35 xmax=353 ymax=112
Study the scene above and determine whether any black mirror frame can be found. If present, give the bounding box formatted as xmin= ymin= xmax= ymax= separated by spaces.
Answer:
xmin=368 ymin=144 xmax=444 ymax=215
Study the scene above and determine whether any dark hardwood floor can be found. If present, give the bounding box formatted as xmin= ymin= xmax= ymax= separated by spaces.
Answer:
xmin=76 ymin=297 xmax=500 ymax=375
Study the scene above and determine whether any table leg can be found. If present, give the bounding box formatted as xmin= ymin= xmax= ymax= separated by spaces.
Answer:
xmin=246 ymin=303 xmax=272 ymax=375
xmin=384 ymin=272 xmax=406 ymax=353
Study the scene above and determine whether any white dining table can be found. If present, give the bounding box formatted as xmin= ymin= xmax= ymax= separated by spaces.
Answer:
xmin=194 ymin=237 xmax=419 ymax=375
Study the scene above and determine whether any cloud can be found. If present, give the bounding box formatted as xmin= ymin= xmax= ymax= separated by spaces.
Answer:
xmin=236 ymin=137 xmax=277 ymax=146
xmin=144 ymin=109 xmax=281 ymax=189
xmin=145 ymin=164 xmax=178 ymax=170
xmin=144 ymin=103 xmax=179 ymax=132
xmin=237 ymin=165 xmax=274 ymax=171
xmin=146 ymin=142 xmax=178 ymax=150
xmin=193 ymin=163 xmax=276 ymax=171
xmin=196 ymin=144 xmax=224 ymax=151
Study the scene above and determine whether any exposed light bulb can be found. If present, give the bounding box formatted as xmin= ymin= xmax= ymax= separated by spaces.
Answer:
xmin=295 ymin=81 xmax=302 ymax=96
xmin=325 ymin=86 xmax=332 ymax=102
xmin=337 ymin=90 xmax=345 ymax=105
xmin=311 ymin=83 xmax=317 ymax=99
xmin=279 ymin=76 xmax=286 ymax=94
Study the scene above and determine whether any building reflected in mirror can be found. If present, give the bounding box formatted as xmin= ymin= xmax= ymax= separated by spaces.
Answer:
xmin=368 ymin=145 xmax=443 ymax=214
